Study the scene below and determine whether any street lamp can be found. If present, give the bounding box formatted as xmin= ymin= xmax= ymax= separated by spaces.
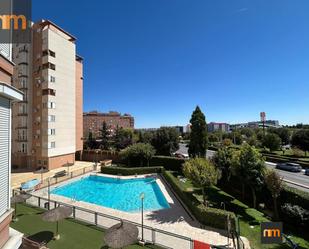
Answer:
xmin=48 ymin=178 xmax=50 ymax=210
xmin=140 ymin=192 xmax=145 ymax=242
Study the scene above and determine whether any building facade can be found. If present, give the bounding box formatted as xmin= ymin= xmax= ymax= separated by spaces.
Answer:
xmin=83 ymin=111 xmax=134 ymax=138
xmin=230 ymin=120 xmax=280 ymax=130
xmin=207 ymin=122 xmax=230 ymax=133
xmin=11 ymin=20 xmax=83 ymax=170
xmin=0 ymin=45 xmax=23 ymax=249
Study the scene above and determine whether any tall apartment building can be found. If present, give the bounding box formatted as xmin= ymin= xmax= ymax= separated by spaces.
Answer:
xmin=11 ymin=20 xmax=83 ymax=170
xmin=83 ymin=111 xmax=134 ymax=138
xmin=0 ymin=44 xmax=24 ymax=249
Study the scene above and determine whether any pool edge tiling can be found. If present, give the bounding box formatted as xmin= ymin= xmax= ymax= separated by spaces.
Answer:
xmin=51 ymin=174 xmax=170 ymax=213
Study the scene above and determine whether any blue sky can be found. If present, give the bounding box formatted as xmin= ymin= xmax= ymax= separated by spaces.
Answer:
xmin=33 ymin=0 xmax=309 ymax=128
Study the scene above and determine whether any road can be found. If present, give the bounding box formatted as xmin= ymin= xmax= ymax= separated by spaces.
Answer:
xmin=265 ymin=162 xmax=309 ymax=192
xmin=177 ymin=144 xmax=309 ymax=192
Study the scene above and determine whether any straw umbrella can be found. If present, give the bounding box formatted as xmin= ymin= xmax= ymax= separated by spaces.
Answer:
xmin=42 ymin=206 xmax=72 ymax=240
xmin=103 ymin=220 xmax=138 ymax=248
xmin=11 ymin=193 xmax=31 ymax=222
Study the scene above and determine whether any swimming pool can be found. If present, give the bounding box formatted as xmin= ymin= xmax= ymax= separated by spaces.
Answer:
xmin=51 ymin=175 xmax=170 ymax=212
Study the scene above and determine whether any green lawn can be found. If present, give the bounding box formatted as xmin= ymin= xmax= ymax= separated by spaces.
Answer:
xmin=11 ymin=204 xmax=161 ymax=249
xmin=170 ymin=172 xmax=309 ymax=249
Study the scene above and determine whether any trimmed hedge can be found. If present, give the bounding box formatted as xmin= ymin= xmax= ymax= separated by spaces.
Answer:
xmin=150 ymin=156 xmax=185 ymax=172
xmin=280 ymin=186 xmax=309 ymax=210
xmin=162 ymin=170 xmax=236 ymax=231
xmin=101 ymin=166 xmax=164 ymax=176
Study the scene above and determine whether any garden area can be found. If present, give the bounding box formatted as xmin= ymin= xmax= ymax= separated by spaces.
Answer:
xmin=11 ymin=204 xmax=162 ymax=249
xmin=165 ymin=171 xmax=309 ymax=249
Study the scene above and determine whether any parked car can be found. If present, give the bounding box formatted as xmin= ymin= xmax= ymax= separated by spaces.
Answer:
xmin=305 ymin=168 xmax=309 ymax=176
xmin=276 ymin=162 xmax=302 ymax=172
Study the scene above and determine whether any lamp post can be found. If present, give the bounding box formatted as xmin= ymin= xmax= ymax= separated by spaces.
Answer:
xmin=140 ymin=192 xmax=145 ymax=242
xmin=48 ymin=178 xmax=50 ymax=210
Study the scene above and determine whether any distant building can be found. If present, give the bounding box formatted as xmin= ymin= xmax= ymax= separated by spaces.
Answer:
xmin=230 ymin=120 xmax=280 ymax=130
xmin=83 ymin=111 xmax=134 ymax=138
xmin=208 ymin=122 xmax=230 ymax=133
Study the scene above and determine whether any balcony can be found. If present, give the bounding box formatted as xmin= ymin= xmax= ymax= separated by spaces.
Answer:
xmin=17 ymin=113 xmax=28 ymax=117
xmin=15 ymin=126 xmax=27 ymax=129
xmin=16 ymin=138 xmax=28 ymax=142
xmin=42 ymin=88 xmax=56 ymax=96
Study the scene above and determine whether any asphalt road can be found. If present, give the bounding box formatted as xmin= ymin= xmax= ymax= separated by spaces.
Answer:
xmin=177 ymin=144 xmax=309 ymax=192
xmin=265 ymin=162 xmax=309 ymax=192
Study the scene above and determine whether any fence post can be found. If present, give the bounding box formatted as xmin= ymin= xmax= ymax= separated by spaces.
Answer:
xmin=73 ymin=206 xmax=76 ymax=218
xmin=38 ymin=197 xmax=41 ymax=207
xmin=83 ymin=168 xmax=85 ymax=174
xmin=190 ymin=239 xmax=194 ymax=249
xmin=151 ymin=228 xmax=156 ymax=244
xmin=94 ymin=212 xmax=98 ymax=225
xmin=71 ymin=172 xmax=73 ymax=178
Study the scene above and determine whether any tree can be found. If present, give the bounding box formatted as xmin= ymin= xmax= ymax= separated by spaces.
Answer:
xmin=264 ymin=170 xmax=283 ymax=220
xmin=183 ymin=158 xmax=220 ymax=205
xmin=223 ymin=131 xmax=243 ymax=145
xmin=212 ymin=147 xmax=233 ymax=184
xmin=270 ymin=128 xmax=291 ymax=146
xmin=84 ymin=131 xmax=97 ymax=149
xmin=208 ymin=133 xmax=220 ymax=144
xmin=291 ymin=129 xmax=309 ymax=155
xmin=188 ymin=106 xmax=208 ymax=157
xmin=100 ymin=121 xmax=111 ymax=150
xmin=222 ymin=138 xmax=232 ymax=147
xmin=247 ymin=135 xmax=258 ymax=147
xmin=232 ymin=144 xmax=265 ymax=208
xmin=120 ymin=143 xmax=155 ymax=167
xmin=240 ymin=128 xmax=254 ymax=138
xmin=262 ymin=133 xmax=281 ymax=151
xmin=138 ymin=130 xmax=155 ymax=144
xmin=151 ymin=127 xmax=179 ymax=156
xmin=114 ymin=127 xmax=133 ymax=151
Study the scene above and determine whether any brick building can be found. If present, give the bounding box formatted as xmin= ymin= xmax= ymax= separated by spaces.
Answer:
xmin=83 ymin=111 xmax=134 ymax=138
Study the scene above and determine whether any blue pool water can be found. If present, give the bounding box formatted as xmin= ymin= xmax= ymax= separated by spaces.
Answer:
xmin=51 ymin=175 xmax=170 ymax=212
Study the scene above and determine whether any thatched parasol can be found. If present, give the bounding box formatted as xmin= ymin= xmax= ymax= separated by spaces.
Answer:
xmin=103 ymin=220 xmax=138 ymax=248
xmin=11 ymin=193 xmax=31 ymax=221
xmin=42 ymin=206 xmax=72 ymax=240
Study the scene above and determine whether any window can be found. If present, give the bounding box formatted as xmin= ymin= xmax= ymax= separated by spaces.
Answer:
xmin=38 ymin=160 xmax=42 ymax=165
xmin=44 ymin=102 xmax=56 ymax=109
xmin=48 ymin=129 xmax=56 ymax=135
xmin=48 ymin=115 xmax=55 ymax=122
xmin=42 ymin=62 xmax=56 ymax=71
xmin=42 ymin=88 xmax=56 ymax=96
xmin=42 ymin=50 xmax=56 ymax=58
xmin=21 ymin=143 xmax=27 ymax=153
xmin=43 ymin=161 xmax=47 ymax=166
xmin=49 ymin=76 xmax=56 ymax=83
xmin=48 ymin=142 xmax=55 ymax=149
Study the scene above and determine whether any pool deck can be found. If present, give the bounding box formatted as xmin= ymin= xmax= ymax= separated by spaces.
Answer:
xmin=30 ymin=173 xmax=250 ymax=249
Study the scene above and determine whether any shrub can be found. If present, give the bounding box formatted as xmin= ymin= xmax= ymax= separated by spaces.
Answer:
xmin=150 ymin=156 xmax=185 ymax=171
xmin=120 ymin=143 xmax=155 ymax=167
xmin=101 ymin=166 xmax=163 ymax=176
xmin=162 ymin=170 xmax=236 ymax=230
xmin=280 ymin=186 xmax=309 ymax=210
xmin=281 ymin=203 xmax=309 ymax=227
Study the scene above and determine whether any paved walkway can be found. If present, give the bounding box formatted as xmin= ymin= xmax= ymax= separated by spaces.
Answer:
xmin=11 ymin=161 xmax=94 ymax=189
xmin=29 ymin=173 xmax=250 ymax=249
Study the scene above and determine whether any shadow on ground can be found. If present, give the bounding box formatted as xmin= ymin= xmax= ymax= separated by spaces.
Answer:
xmin=28 ymin=231 xmax=54 ymax=244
